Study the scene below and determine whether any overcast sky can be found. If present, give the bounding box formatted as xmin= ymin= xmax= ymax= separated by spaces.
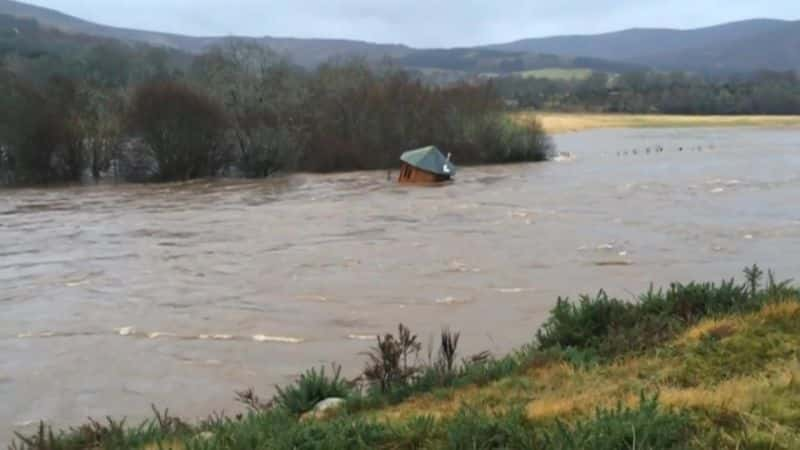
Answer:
xmin=23 ymin=0 xmax=800 ymax=47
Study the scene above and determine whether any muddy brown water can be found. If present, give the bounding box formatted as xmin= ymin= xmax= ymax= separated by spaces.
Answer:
xmin=2 ymin=127 xmax=800 ymax=442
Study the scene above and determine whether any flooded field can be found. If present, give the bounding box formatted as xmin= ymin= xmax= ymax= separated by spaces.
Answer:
xmin=2 ymin=127 xmax=800 ymax=442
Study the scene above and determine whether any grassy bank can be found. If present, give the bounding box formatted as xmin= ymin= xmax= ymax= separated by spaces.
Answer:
xmin=515 ymin=112 xmax=800 ymax=134
xmin=11 ymin=266 xmax=800 ymax=449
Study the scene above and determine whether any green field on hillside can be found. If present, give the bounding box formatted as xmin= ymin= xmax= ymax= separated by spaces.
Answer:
xmin=515 ymin=68 xmax=594 ymax=80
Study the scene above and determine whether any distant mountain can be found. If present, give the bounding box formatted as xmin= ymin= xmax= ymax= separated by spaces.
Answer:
xmin=0 ymin=0 xmax=214 ymax=51
xmin=488 ymin=20 xmax=789 ymax=60
xmin=635 ymin=21 xmax=800 ymax=73
xmin=488 ymin=19 xmax=800 ymax=73
xmin=0 ymin=0 xmax=412 ymax=67
xmin=1 ymin=0 xmax=798 ymax=74
xmin=396 ymin=48 xmax=642 ymax=75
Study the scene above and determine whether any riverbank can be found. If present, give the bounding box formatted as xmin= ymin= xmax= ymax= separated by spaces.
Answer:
xmin=11 ymin=268 xmax=800 ymax=449
xmin=515 ymin=112 xmax=800 ymax=134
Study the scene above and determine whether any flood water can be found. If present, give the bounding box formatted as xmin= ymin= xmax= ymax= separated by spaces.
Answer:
xmin=2 ymin=127 xmax=800 ymax=442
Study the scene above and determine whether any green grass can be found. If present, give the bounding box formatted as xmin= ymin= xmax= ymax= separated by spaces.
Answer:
xmin=272 ymin=365 xmax=351 ymax=416
xmin=515 ymin=68 xmax=594 ymax=80
xmin=10 ymin=266 xmax=800 ymax=449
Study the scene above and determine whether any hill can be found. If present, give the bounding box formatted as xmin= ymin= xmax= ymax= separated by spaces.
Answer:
xmin=637 ymin=21 xmax=800 ymax=73
xmin=489 ymin=19 xmax=800 ymax=73
xmin=395 ymin=48 xmax=643 ymax=75
xmin=0 ymin=0 xmax=412 ymax=67
xmin=1 ymin=0 xmax=798 ymax=75
xmin=489 ymin=19 xmax=789 ymax=60
xmin=0 ymin=0 xmax=656 ymax=75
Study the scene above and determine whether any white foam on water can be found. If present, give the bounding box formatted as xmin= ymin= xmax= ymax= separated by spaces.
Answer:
xmin=116 ymin=326 xmax=135 ymax=336
xmin=16 ymin=331 xmax=66 ymax=339
xmin=347 ymin=334 xmax=375 ymax=341
xmin=252 ymin=335 xmax=304 ymax=344
xmin=197 ymin=334 xmax=234 ymax=340
xmin=435 ymin=296 xmax=470 ymax=305
xmin=296 ymin=295 xmax=329 ymax=302
xmin=496 ymin=288 xmax=535 ymax=294
xmin=448 ymin=260 xmax=482 ymax=273
xmin=618 ymin=251 xmax=629 ymax=257
xmin=744 ymin=234 xmax=754 ymax=240
xmin=13 ymin=420 xmax=37 ymax=427
xmin=553 ymin=152 xmax=576 ymax=162
xmin=510 ymin=210 xmax=532 ymax=219
xmin=711 ymin=187 xmax=725 ymax=194
xmin=147 ymin=332 xmax=177 ymax=339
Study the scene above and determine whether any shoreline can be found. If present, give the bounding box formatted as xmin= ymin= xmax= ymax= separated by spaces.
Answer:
xmin=516 ymin=112 xmax=800 ymax=134
xmin=10 ymin=269 xmax=800 ymax=449
xmin=4 ymin=113 xmax=798 ymax=190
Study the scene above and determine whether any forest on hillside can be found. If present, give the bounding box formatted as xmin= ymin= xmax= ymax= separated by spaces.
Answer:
xmin=496 ymin=70 xmax=800 ymax=114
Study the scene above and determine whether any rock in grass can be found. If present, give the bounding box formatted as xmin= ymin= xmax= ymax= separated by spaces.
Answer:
xmin=197 ymin=431 xmax=214 ymax=440
xmin=300 ymin=397 xmax=346 ymax=421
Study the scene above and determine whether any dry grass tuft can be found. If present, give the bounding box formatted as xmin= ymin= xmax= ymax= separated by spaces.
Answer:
xmin=757 ymin=300 xmax=800 ymax=321
xmin=680 ymin=318 xmax=741 ymax=343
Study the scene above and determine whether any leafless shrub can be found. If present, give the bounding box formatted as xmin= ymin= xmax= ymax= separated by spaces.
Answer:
xmin=235 ymin=387 xmax=273 ymax=411
xmin=363 ymin=323 xmax=422 ymax=392
xmin=437 ymin=328 xmax=461 ymax=375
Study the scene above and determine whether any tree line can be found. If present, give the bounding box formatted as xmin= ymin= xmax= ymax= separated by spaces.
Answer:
xmin=0 ymin=33 xmax=551 ymax=185
xmin=495 ymin=70 xmax=800 ymax=114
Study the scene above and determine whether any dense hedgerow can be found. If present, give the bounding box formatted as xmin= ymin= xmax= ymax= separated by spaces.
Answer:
xmin=535 ymin=265 xmax=798 ymax=357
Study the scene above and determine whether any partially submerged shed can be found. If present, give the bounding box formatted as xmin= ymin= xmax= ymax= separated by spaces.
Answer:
xmin=398 ymin=146 xmax=456 ymax=184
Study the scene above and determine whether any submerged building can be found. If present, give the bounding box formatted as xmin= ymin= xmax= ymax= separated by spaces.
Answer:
xmin=398 ymin=146 xmax=456 ymax=184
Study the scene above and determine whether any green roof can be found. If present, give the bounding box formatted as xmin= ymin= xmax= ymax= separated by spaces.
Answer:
xmin=400 ymin=146 xmax=456 ymax=176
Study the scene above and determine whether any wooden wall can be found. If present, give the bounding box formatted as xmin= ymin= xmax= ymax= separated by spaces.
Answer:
xmin=398 ymin=163 xmax=449 ymax=184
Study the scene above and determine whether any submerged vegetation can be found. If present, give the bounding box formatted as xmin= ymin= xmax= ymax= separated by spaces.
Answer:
xmin=0 ymin=26 xmax=552 ymax=186
xmin=11 ymin=265 xmax=800 ymax=449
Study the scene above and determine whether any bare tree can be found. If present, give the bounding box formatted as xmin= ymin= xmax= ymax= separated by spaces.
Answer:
xmin=128 ymin=81 xmax=231 ymax=181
